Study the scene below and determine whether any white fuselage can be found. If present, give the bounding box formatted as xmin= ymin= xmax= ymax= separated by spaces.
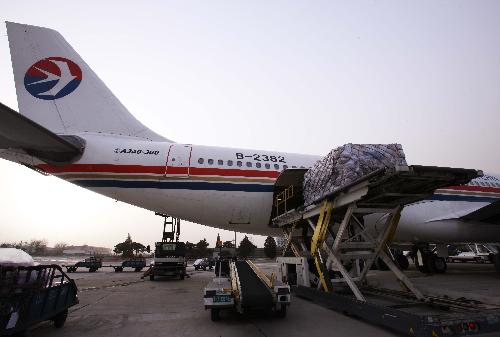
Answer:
xmin=33 ymin=134 xmax=500 ymax=244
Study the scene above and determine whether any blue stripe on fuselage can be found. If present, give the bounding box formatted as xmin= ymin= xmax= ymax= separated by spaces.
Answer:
xmin=429 ymin=194 xmax=499 ymax=203
xmin=73 ymin=179 xmax=275 ymax=192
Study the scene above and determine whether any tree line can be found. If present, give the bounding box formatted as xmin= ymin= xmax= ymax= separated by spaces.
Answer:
xmin=2 ymin=234 xmax=279 ymax=259
xmin=1 ymin=240 xmax=68 ymax=256
xmin=113 ymin=234 xmax=278 ymax=259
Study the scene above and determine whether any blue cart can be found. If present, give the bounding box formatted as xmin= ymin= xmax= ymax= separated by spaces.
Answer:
xmin=0 ymin=264 xmax=78 ymax=335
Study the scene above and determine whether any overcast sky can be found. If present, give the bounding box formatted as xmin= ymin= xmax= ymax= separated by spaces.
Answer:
xmin=1 ymin=1 xmax=499 ymax=249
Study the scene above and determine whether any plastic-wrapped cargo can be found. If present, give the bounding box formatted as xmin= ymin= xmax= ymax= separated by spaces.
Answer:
xmin=0 ymin=248 xmax=35 ymax=267
xmin=303 ymin=144 xmax=407 ymax=205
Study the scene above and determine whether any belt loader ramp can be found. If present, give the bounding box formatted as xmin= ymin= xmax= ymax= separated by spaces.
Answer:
xmin=272 ymin=165 xmax=500 ymax=337
xmin=204 ymin=259 xmax=290 ymax=321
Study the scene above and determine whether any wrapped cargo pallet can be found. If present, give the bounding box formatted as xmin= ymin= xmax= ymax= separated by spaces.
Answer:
xmin=303 ymin=144 xmax=407 ymax=205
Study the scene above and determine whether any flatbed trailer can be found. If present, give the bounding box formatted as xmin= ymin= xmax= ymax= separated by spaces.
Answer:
xmin=203 ymin=259 xmax=290 ymax=321
xmin=272 ymin=165 xmax=500 ymax=337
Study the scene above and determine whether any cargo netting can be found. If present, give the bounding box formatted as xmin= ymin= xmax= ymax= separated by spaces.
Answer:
xmin=303 ymin=144 xmax=407 ymax=205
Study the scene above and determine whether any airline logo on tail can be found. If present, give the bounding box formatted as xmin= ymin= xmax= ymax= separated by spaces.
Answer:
xmin=24 ymin=57 xmax=82 ymax=100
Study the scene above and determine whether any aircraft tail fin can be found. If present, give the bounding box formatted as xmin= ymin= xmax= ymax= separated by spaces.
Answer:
xmin=6 ymin=21 xmax=166 ymax=141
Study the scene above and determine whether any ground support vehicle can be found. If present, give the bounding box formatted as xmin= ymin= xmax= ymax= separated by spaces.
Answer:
xmin=147 ymin=215 xmax=186 ymax=281
xmin=447 ymin=244 xmax=495 ymax=264
xmin=0 ymin=264 xmax=78 ymax=335
xmin=203 ymin=259 xmax=290 ymax=321
xmin=273 ymin=165 xmax=500 ymax=336
xmin=64 ymin=256 xmax=102 ymax=273
xmin=149 ymin=242 xmax=186 ymax=280
xmin=194 ymin=258 xmax=214 ymax=271
xmin=109 ymin=258 xmax=146 ymax=272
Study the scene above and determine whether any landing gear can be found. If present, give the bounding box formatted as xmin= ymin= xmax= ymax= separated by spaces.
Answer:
xmin=395 ymin=252 xmax=409 ymax=270
xmin=414 ymin=245 xmax=447 ymax=274
xmin=432 ymin=256 xmax=447 ymax=273
xmin=373 ymin=250 xmax=408 ymax=271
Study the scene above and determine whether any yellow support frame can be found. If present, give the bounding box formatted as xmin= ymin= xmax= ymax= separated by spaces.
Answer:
xmin=310 ymin=200 xmax=334 ymax=292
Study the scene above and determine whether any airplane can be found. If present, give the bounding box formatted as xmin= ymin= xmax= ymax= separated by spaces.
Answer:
xmin=1 ymin=22 xmax=499 ymax=274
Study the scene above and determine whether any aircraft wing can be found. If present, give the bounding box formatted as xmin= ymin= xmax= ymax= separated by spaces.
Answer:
xmin=0 ymin=101 xmax=84 ymax=164
xmin=462 ymin=200 xmax=500 ymax=225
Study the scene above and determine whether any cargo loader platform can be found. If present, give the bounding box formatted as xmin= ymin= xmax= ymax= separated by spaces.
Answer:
xmin=273 ymin=165 xmax=500 ymax=336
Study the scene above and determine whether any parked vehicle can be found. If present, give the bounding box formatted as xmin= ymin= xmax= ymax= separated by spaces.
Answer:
xmin=194 ymin=258 xmax=209 ymax=271
xmin=112 ymin=257 xmax=146 ymax=272
xmin=194 ymin=258 xmax=215 ymax=271
xmin=65 ymin=256 xmax=102 ymax=273
xmin=447 ymin=244 xmax=494 ymax=263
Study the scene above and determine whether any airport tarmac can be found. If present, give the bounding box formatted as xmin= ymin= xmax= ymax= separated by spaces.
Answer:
xmin=30 ymin=260 xmax=500 ymax=337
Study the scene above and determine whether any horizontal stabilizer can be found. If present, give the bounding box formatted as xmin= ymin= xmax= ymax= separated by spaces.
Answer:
xmin=462 ymin=200 xmax=500 ymax=225
xmin=0 ymin=102 xmax=84 ymax=164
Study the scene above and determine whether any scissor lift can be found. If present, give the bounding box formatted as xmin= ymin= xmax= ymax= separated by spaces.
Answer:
xmin=273 ymin=165 xmax=500 ymax=336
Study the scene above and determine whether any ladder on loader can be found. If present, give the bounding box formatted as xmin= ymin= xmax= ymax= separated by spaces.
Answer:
xmin=273 ymin=165 xmax=500 ymax=337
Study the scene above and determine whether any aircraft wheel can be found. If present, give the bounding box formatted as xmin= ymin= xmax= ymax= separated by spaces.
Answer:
xmin=211 ymin=308 xmax=220 ymax=321
xmin=433 ymin=256 xmax=447 ymax=273
xmin=375 ymin=258 xmax=389 ymax=271
xmin=395 ymin=254 xmax=409 ymax=270
xmin=415 ymin=249 xmax=434 ymax=273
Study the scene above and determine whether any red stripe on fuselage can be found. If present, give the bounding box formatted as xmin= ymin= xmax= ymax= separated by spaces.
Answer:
xmin=37 ymin=164 xmax=280 ymax=179
xmin=440 ymin=185 xmax=500 ymax=193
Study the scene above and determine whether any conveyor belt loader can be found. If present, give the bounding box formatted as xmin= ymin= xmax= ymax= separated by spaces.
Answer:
xmin=203 ymin=259 xmax=290 ymax=321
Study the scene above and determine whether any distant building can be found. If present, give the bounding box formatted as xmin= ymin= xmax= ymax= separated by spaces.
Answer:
xmin=63 ymin=245 xmax=112 ymax=255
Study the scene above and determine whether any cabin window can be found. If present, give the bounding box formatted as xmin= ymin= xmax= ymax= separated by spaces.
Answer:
xmin=198 ymin=158 xmax=204 ymax=164
xmin=218 ymin=160 xmax=224 ymax=165
xmin=256 ymin=162 xmax=262 ymax=168
xmin=237 ymin=161 xmax=243 ymax=167
xmin=246 ymin=162 xmax=252 ymax=168
xmin=292 ymin=166 xmax=297 ymax=168
xmin=208 ymin=159 xmax=214 ymax=165
xmin=265 ymin=163 xmax=271 ymax=169
xmin=227 ymin=160 xmax=233 ymax=166
xmin=274 ymin=164 xmax=280 ymax=170
xmin=283 ymin=165 xmax=288 ymax=170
